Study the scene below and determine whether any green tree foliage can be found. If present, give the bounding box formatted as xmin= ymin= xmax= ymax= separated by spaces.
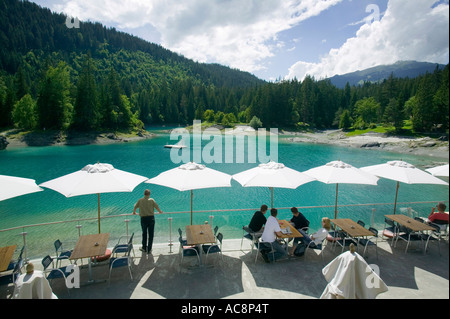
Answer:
xmin=203 ymin=109 xmax=215 ymax=122
xmin=222 ymin=113 xmax=237 ymax=126
xmin=249 ymin=116 xmax=263 ymax=130
xmin=12 ymin=93 xmax=36 ymax=130
xmin=36 ymin=62 xmax=72 ymax=130
xmin=339 ymin=110 xmax=352 ymax=130
xmin=73 ymin=54 xmax=99 ymax=130
xmin=354 ymin=97 xmax=381 ymax=129
xmin=384 ymin=98 xmax=404 ymax=132
xmin=0 ymin=0 xmax=448 ymax=135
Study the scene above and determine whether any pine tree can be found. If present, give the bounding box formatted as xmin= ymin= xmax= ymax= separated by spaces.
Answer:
xmin=36 ymin=62 xmax=72 ymax=130
xmin=72 ymin=54 xmax=99 ymax=130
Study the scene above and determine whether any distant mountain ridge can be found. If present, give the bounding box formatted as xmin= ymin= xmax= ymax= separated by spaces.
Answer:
xmin=328 ymin=61 xmax=446 ymax=88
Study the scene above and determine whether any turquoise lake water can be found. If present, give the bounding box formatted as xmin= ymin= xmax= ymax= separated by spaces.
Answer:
xmin=0 ymin=128 xmax=448 ymax=258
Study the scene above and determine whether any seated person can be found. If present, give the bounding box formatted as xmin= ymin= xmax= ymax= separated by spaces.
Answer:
xmin=290 ymin=217 xmax=331 ymax=255
xmin=427 ymin=202 xmax=449 ymax=231
xmin=260 ymin=208 xmax=288 ymax=262
xmin=246 ymin=204 xmax=268 ymax=236
xmin=290 ymin=207 xmax=310 ymax=231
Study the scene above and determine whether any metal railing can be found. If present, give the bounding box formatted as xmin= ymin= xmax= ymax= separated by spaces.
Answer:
xmin=1 ymin=200 xmax=447 ymax=260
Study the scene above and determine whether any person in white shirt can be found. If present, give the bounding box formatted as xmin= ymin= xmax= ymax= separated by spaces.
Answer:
xmin=297 ymin=217 xmax=331 ymax=249
xmin=260 ymin=208 xmax=288 ymax=262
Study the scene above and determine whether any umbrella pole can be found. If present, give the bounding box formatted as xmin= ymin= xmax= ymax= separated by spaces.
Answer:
xmin=393 ymin=181 xmax=400 ymax=215
xmin=335 ymin=184 xmax=339 ymax=219
xmin=270 ymin=187 xmax=274 ymax=209
xmin=97 ymin=193 xmax=101 ymax=233
xmin=190 ymin=190 xmax=193 ymax=225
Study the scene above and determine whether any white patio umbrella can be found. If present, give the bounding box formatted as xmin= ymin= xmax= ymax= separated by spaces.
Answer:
xmin=146 ymin=162 xmax=232 ymax=225
xmin=232 ymin=161 xmax=316 ymax=208
xmin=361 ymin=160 xmax=448 ymax=214
xmin=0 ymin=175 xmax=43 ymax=201
xmin=303 ymin=161 xmax=379 ymax=218
xmin=426 ymin=164 xmax=449 ymax=177
xmin=40 ymin=163 xmax=148 ymax=233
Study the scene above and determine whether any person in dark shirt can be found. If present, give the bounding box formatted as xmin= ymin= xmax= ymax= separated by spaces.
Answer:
xmin=290 ymin=207 xmax=310 ymax=230
xmin=248 ymin=204 xmax=268 ymax=234
xmin=289 ymin=207 xmax=310 ymax=255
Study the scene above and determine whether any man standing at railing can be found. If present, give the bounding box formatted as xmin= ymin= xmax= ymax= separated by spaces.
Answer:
xmin=133 ymin=189 xmax=163 ymax=254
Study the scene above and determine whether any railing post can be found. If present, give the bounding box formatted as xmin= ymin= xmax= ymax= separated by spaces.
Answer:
xmin=76 ymin=223 xmax=82 ymax=237
xmin=371 ymin=208 xmax=376 ymax=228
xmin=124 ymin=218 xmax=130 ymax=241
xmin=168 ymin=217 xmax=173 ymax=254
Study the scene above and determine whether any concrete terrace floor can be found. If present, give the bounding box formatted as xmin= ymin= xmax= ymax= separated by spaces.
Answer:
xmin=1 ymin=237 xmax=448 ymax=300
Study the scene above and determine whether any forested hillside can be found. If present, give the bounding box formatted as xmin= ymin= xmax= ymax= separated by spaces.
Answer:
xmin=0 ymin=0 xmax=448 ymax=134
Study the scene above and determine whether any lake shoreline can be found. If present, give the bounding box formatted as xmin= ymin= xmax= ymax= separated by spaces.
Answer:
xmin=281 ymin=129 xmax=449 ymax=160
xmin=0 ymin=129 xmax=155 ymax=149
xmin=2 ymin=126 xmax=448 ymax=161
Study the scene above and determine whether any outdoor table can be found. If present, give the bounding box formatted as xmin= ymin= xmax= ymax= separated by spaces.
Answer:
xmin=185 ymin=225 xmax=216 ymax=267
xmin=70 ymin=233 xmax=110 ymax=284
xmin=0 ymin=245 xmax=17 ymax=272
xmin=278 ymin=220 xmax=303 ymax=239
xmin=385 ymin=215 xmax=436 ymax=232
xmin=331 ymin=219 xmax=374 ymax=238
xmin=278 ymin=220 xmax=303 ymax=254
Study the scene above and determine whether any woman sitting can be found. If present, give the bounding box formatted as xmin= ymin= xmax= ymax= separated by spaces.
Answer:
xmin=290 ymin=217 xmax=331 ymax=255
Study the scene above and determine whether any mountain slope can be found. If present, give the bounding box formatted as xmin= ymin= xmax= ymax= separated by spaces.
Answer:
xmin=0 ymin=0 xmax=263 ymax=89
xmin=329 ymin=61 xmax=446 ymax=88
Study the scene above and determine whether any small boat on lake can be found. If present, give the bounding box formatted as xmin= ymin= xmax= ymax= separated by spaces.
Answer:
xmin=164 ymin=140 xmax=187 ymax=149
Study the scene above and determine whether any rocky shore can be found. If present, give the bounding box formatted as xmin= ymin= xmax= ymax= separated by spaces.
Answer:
xmin=282 ymin=129 xmax=449 ymax=160
xmin=0 ymin=129 xmax=154 ymax=148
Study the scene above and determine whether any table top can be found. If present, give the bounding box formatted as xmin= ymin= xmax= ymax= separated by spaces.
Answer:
xmin=385 ymin=215 xmax=436 ymax=232
xmin=278 ymin=220 xmax=303 ymax=238
xmin=331 ymin=219 xmax=374 ymax=237
xmin=0 ymin=245 xmax=17 ymax=272
xmin=185 ymin=225 xmax=216 ymax=246
xmin=70 ymin=233 xmax=110 ymax=260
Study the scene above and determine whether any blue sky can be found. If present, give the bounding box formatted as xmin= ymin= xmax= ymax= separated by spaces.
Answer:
xmin=31 ymin=0 xmax=449 ymax=81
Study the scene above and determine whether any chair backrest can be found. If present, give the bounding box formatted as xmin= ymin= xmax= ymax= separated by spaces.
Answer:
xmin=17 ymin=246 xmax=25 ymax=261
xmin=214 ymin=225 xmax=219 ymax=235
xmin=126 ymin=243 xmax=133 ymax=256
xmin=178 ymin=236 xmax=184 ymax=245
xmin=217 ymin=233 xmax=223 ymax=244
xmin=357 ymin=220 xmax=366 ymax=227
xmin=398 ymin=225 xmax=412 ymax=234
xmin=384 ymin=218 xmax=395 ymax=227
xmin=338 ymin=230 xmax=347 ymax=238
xmin=128 ymin=233 xmax=134 ymax=245
xmin=13 ymin=255 xmax=24 ymax=274
xmin=430 ymin=223 xmax=442 ymax=234
xmin=369 ymin=227 xmax=378 ymax=237
xmin=414 ymin=217 xmax=424 ymax=223
xmin=178 ymin=228 xmax=183 ymax=237
xmin=41 ymin=255 xmax=53 ymax=271
xmin=54 ymin=239 xmax=62 ymax=252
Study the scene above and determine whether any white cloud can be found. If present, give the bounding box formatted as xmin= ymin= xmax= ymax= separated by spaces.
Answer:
xmin=287 ymin=0 xmax=449 ymax=81
xmin=51 ymin=0 xmax=343 ymax=73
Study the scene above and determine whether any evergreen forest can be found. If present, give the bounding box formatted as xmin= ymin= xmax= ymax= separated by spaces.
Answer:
xmin=0 ymin=0 xmax=448 ymax=135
